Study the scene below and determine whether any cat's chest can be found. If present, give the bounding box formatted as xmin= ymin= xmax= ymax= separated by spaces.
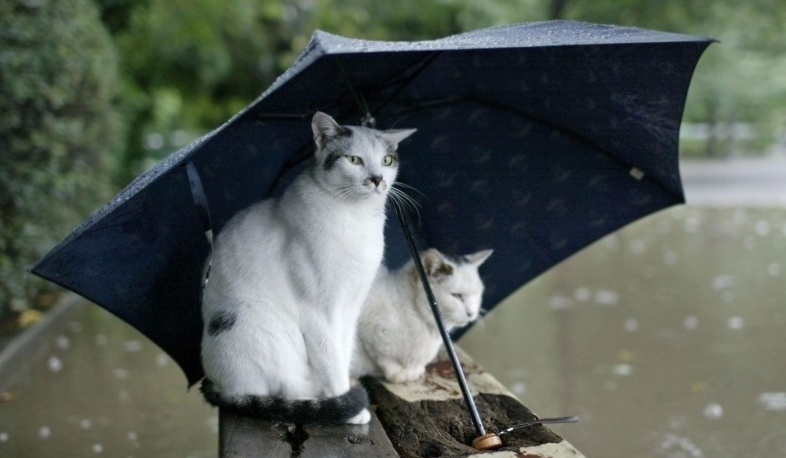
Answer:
xmin=316 ymin=212 xmax=384 ymax=263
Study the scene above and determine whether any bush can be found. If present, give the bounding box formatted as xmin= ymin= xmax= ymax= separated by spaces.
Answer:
xmin=0 ymin=0 xmax=120 ymax=316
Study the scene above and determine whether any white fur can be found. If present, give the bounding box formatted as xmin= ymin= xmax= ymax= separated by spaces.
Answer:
xmin=352 ymin=248 xmax=492 ymax=383
xmin=201 ymin=112 xmax=414 ymax=424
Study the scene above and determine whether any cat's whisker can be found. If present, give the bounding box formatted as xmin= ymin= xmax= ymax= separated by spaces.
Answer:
xmin=391 ymin=188 xmax=421 ymax=209
xmin=388 ymin=195 xmax=412 ymax=226
xmin=393 ymin=181 xmax=426 ymax=198
xmin=334 ymin=184 xmax=359 ymax=201
xmin=389 ymin=188 xmax=422 ymax=226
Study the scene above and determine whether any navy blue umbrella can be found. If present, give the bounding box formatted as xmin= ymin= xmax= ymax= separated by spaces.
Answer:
xmin=32 ymin=21 xmax=711 ymax=408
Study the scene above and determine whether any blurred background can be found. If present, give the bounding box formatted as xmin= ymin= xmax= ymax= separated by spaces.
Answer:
xmin=1 ymin=0 xmax=784 ymax=457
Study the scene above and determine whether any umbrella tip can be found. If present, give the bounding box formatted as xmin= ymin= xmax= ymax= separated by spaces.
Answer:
xmin=472 ymin=433 xmax=503 ymax=450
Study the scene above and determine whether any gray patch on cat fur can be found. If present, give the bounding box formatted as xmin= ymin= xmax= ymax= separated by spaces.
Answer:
xmin=208 ymin=311 xmax=237 ymax=336
xmin=321 ymin=128 xmax=353 ymax=171
xmin=323 ymin=153 xmax=342 ymax=171
xmin=432 ymin=262 xmax=454 ymax=278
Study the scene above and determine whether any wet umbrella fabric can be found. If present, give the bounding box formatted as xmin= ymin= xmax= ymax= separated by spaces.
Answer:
xmin=32 ymin=21 xmax=712 ymax=386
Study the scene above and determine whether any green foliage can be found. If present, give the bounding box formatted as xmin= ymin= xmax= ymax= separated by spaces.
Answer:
xmin=0 ymin=0 xmax=120 ymax=315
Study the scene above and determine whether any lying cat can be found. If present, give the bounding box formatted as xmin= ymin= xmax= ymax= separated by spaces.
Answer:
xmin=352 ymin=248 xmax=492 ymax=383
xmin=200 ymin=112 xmax=415 ymax=424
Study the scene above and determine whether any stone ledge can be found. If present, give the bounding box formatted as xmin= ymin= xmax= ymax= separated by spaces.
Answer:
xmin=362 ymin=348 xmax=586 ymax=458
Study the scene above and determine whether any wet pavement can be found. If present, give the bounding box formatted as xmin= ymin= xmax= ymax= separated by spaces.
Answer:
xmin=680 ymin=155 xmax=786 ymax=206
xmin=462 ymin=206 xmax=786 ymax=458
xmin=0 ymin=304 xmax=218 ymax=458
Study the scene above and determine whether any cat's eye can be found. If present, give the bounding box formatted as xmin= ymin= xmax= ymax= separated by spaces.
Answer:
xmin=451 ymin=293 xmax=464 ymax=301
xmin=382 ymin=155 xmax=395 ymax=166
xmin=347 ymin=156 xmax=363 ymax=165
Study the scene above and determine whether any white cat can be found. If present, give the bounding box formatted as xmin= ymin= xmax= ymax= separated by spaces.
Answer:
xmin=200 ymin=112 xmax=415 ymax=424
xmin=352 ymin=248 xmax=492 ymax=383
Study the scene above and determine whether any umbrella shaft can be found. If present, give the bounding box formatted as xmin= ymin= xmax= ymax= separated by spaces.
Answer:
xmin=393 ymin=205 xmax=486 ymax=438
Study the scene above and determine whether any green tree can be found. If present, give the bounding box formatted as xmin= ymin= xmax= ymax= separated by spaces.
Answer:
xmin=0 ymin=0 xmax=120 ymax=315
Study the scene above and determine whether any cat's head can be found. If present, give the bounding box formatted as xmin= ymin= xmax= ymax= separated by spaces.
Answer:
xmin=420 ymin=248 xmax=493 ymax=330
xmin=311 ymin=112 xmax=415 ymax=202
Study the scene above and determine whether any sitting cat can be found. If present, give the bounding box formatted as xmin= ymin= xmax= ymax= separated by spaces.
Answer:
xmin=200 ymin=112 xmax=415 ymax=424
xmin=352 ymin=248 xmax=492 ymax=383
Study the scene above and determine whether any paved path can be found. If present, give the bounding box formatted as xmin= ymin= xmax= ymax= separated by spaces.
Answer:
xmin=680 ymin=155 xmax=786 ymax=207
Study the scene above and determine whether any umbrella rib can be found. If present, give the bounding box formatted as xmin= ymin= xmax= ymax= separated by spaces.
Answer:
xmin=368 ymin=51 xmax=442 ymax=119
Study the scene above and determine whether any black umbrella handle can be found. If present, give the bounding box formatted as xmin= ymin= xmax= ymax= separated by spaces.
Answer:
xmin=393 ymin=204 xmax=486 ymax=438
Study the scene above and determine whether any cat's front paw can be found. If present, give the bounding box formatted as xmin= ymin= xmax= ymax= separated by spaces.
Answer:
xmin=385 ymin=367 xmax=425 ymax=384
xmin=345 ymin=408 xmax=371 ymax=425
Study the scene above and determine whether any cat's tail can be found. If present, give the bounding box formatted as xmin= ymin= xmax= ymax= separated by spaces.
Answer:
xmin=200 ymin=378 xmax=369 ymax=424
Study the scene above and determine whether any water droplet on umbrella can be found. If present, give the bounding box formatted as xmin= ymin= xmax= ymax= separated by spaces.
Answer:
xmin=613 ymin=364 xmax=633 ymax=376
xmin=56 ymin=335 xmax=70 ymax=350
xmin=80 ymin=419 xmax=92 ymax=429
xmin=574 ymin=287 xmax=591 ymax=302
xmin=684 ymin=216 xmax=701 ymax=233
xmin=123 ymin=340 xmax=142 ymax=352
xmin=755 ymin=220 xmax=770 ymax=236
xmin=603 ymin=234 xmax=621 ymax=251
xmin=660 ymin=433 xmax=703 ymax=457
xmin=759 ymin=392 xmax=786 ymax=411
xmin=510 ymin=382 xmax=526 ymax=395
xmin=768 ymin=263 xmax=781 ymax=276
xmin=95 ymin=334 xmax=107 ymax=346
xmin=127 ymin=431 xmax=138 ymax=441
xmin=703 ymin=403 xmax=723 ymax=419
xmin=114 ymin=368 xmax=129 ymax=379
xmin=594 ymin=289 xmax=619 ymax=306
xmin=624 ymin=318 xmax=639 ymax=332
xmin=727 ymin=316 xmax=745 ymax=330
xmin=664 ymin=250 xmax=678 ymax=265
xmin=630 ymin=239 xmax=646 ymax=254
xmin=38 ymin=426 xmax=51 ymax=439
xmin=0 ymin=432 xmax=8 ymax=442
xmin=711 ymin=275 xmax=734 ymax=291
xmin=549 ymin=295 xmax=573 ymax=310
xmin=683 ymin=316 xmax=699 ymax=330
xmin=48 ymin=356 xmax=63 ymax=373
xmin=119 ymin=389 xmax=130 ymax=402
xmin=92 ymin=443 xmax=103 ymax=453
xmin=155 ymin=353 xmax=169 ymax=368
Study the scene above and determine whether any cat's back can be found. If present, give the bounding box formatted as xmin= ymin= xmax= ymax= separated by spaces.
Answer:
xmin=211 ymin=199 xmax=282 ymax=263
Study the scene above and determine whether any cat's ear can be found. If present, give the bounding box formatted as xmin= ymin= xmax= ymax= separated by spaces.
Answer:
xmin=312 ymin=112 xmax=347 ymax=149
xmin=422 ymin=249 xmax=453 ymax=278
xmin=382 ymin=128 xmax=417 ymax=149
xmin=464 ymin=249 xmax=493 ymax=267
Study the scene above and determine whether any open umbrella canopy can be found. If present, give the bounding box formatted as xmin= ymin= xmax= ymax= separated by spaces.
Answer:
xmin=33 ymin=21 xmax=712 ymax=386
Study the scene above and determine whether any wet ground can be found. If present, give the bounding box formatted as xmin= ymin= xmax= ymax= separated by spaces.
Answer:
xmin=0 ymin=304 xmax=218 ymax=458
xmin=1 ymin=158 xmax=785 ymax=457
xmin=462 ymin=206 xmax=786 ymax=457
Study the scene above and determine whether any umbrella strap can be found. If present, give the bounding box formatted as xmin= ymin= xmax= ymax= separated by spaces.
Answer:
xmin=186 ymin=162 xmax=214 ymax=295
